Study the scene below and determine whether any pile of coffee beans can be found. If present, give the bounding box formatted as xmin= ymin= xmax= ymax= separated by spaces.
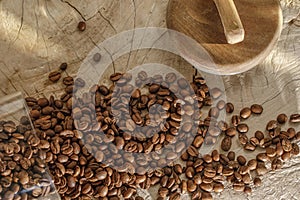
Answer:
xmin=0 ymin=119 xmax=56 ymax=200
xmin=1 ymin=63 xmax=300 ymax=200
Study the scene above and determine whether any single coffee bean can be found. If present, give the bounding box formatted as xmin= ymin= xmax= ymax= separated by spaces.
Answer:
xmin=281 ymin=151 xmax=291 ymax=161
xmin=213 ymin=183 xmax=224 ymax=193
xmin=291 ymin=143 xmax=300 ymax=155
xmin=227 ymin=151 xmax=235 ymax=161
xmin=63 ymin=76 xmax=74 ymax=86
xmin=251 ymin=104 xmax=263 ymax=114
xmin=226 ymin=127 xmax=237 ymax=137
xmin=59 ymin=62 xmax=68 ymax=70
xmin=266 ymin=120 xmax=278 ymax=131
xmin=222 ymin=167 xmax=234 ymax=176
xmin=231 ymin=115 xmax=240 ymax=126
xmin=202 ymin=192 xmax=213 ymax=200
xmin=78 ymin=21 xmax=86 ymax=31
xmin=240 ymin=107 xmax=251 ymax=119
xmin=237 ymin=123 xmax=249 ymax=133
xmin=226 ymin=102 xmax=234 ymax=113
xmin=244 ymin=186 xmax=252 ymax=195
xmin=253 ymin=177 xmax=262 ymax=187
xmin=237 ymin=155 xmax=247 ymax=165
xmin=256 ymin=162 xmax=268 ymax=175
xmin=271 ymin=158 xmax=283 ymax=170
xmin=277 ymin=113 xmax=288 ymax=124
xmin=290 ymin=114 xmax=300 ymax=123
xmin=282 ymin=139 xmax=292 ymax=152
xmin=266 ymin=147 xmax=276 ymax=158
xmin=256 ymin=153 xmax=269 ymax=162
xmin=216 ymin=100 xmax=226 ymax=110
xmin=233 ymin=181 xmax=245 ymax=192
xmin=187 ymin=180 xmax=197 ymax=192
xmin=221 ymin=136 xmax=232 ymax=151
xmin=202 ymin=154 xmax=213 ymax=163
xmin=48 ymin=71 xmax=61 ymax=82
xmin=247 ymin=159 xmax=257 ymax=171
xmin=200 ymin=183 xmax=213 ymax=192
xmin=254 ymin=130 xmax=264 ymax=141
xmin=211 ymin=150 xmax=220 ymax=162
xmin=242 ymin=173 xmax=251 ymax=184
xmin=250 ymin=137 xmax=259 ymax=146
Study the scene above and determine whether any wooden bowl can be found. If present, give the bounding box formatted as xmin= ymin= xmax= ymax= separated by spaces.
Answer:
xmin=167 ymin=0 xmax=282 ymax=75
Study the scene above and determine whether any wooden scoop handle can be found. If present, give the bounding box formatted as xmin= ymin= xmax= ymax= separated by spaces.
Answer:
xmin=213 ymin=0 xmax=245 ymax=44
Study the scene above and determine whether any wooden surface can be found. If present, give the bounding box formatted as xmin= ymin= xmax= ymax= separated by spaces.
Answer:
xmin=167 ymin=0 xmax=282 ymax=74
xmin=0 ymin=0 xmax=299 ymax=199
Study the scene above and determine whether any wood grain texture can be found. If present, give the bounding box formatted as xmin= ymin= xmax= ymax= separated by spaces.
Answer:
xmin=167 ymin=0 xmax=282 ymax=74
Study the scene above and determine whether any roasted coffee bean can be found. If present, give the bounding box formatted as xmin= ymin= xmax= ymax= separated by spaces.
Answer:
xmin=271 ymin=158 xmax=283 ymax=170
xmin=231 ymin=115 xmax=240 ymax=126
xmin=237 ymin=155 xmax=247 ymax=166
xmin=158 ymin=187 xmax=169 ymax=197
xmin=256 ymin=153 xmax=269 ymax=162
xmin=48 ymin=71 xmax=61 ymax=82
xmin=78 ymin=21 xmax=86 ymax=31
xmin=290 ymin=114 xmax=300 ymax=123
xmin=253 ymin=177 xmax=262 ymax=187
xmin=281 ymin=151 xmax=291 ymax=161
xmin=237 ymin=123 xmax=249 ymax=133
xmin=222 ymin=167 xmax=234 ymax=176
xmin=221 ymin=136 xmax=231 ymax=151
xmin=59 ymin=62 xmax=68 ymax=71
xmin=291 ymin=143 xmax=300 ymax=155
xmin=233 ymin=181 xmax=245 ymax=192
xmin=277 ymin=113 xmax=288 ymax=124
xmin=212 ymin=150 xmax=220 ymax=162
xmin=227 ymin=151 xmax=235 ymax=161
xmin=256 ymin=162 xmax=268 ymax=175
xmin=244 ymin=186 xmax=252 ymax=195
xmin=244 ymin=142 xmax=256 ymax=151
xmin=282 ymin=139 xmax=292 ymax=152
xmin=225 ymin=102 xmax=234 ymax=113
xmin=251 ymin=104 xmax=263 ymax=114
xmin=226 ymin=127 xmax=237 ymax=137
xmin=254 ymin=130 xmax=264 ymax=140
xmin=202 ymin=154 xmax=213 ymax=164
xmin=187 ymin=180 xmax=197 ymax=192
xmin=200 ymin=183 xmax=213 ymax=192
xmin=246 ymin=159 xmax=257 ymax=171
xmin=202 ymin=192 xmax=213 ymax=200
xmin=266 ymin=120 xmax=278 ymax=131
xmin=266 ymin=147 xmax=276 ymax=158
xmin=240 ymin=107 xmax=251 ymax=119
xmin=213 ymin=183 xmax=224 ymax=193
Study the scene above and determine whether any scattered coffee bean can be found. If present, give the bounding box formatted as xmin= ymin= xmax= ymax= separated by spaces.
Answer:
xmin=77 ymin=21 xmax=86 ymax=31
xmin=251 ymin=104 xmax=263 ymax=114
xmin=226 ymin=102 xmax=234 ymax=113
xmin=48 ymin=71 xmax=61 ymax=82
xmin=266 ymin=120 xmax=278 ymax=131
xmin=277 ymin=113 xmax=288 ymax=124
xmin=240 ymin=107 xmax=251 ymax=119
xmin=290 ymin=114 xmax=300 ymax=123
xmin=237 ymin=123 xmax=249 ymax=133
xmin=59 ymin=62 xmax=68 ymax=71
xmin=221 ymin=136 xmax=232 ymax=151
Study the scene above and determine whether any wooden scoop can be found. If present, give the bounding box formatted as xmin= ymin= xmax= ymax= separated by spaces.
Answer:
xmin=213 ymin=0 xmax=244 ymax=44
xmin=167 ymin=0 xmax=282 ymax=75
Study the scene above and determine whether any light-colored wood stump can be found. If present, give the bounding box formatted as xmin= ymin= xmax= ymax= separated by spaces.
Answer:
xmin=167 ymin=0 xmax=282 ymax=74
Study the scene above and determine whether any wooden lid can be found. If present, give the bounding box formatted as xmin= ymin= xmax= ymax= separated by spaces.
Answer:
xmin=167 ymin=0 xmax=282 ymax=75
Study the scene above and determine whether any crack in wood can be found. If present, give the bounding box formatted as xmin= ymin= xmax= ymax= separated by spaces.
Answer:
xmin=60 ymin=0 xmax=86 ymax=21
xmin=98 ymin=10 xmax=117 ymax=33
